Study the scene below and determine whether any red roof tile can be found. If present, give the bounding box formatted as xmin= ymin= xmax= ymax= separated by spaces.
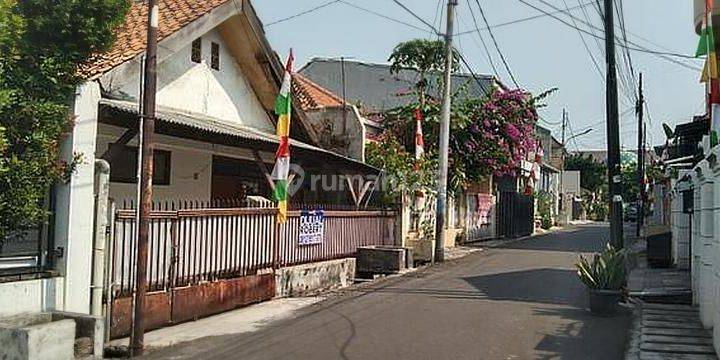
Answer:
xmin=292 ymin=73 xmax=344 ymax=111
xmin=79 ymin=0 xmax=231 ymax=78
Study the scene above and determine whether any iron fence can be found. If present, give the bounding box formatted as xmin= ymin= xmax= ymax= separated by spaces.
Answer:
xmin=110 ymin=202 xmax=396 ymax=295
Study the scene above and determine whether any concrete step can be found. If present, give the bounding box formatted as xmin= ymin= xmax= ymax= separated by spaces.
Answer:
xmin=642 ymin=334 xmax=714 ymax=345
xmin=644 ymin=314 xmax=702 ymax=323
xmin=640 ymin=352 xmax=718 ymax=360
xmin=641 ymin=327 xmax=713 ymax=338
xmin=643 ymin=303 xmax=698 ymax=312
xmin=643 ymin=320 xmax=705 ymax=330
xmin=640 ymin=343 xmax=716 ymax=355
xmin=644 ymin=309 xmax=700 ymax=317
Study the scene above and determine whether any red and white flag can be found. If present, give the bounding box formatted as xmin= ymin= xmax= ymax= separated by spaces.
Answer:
xmin=414 ymin=108 xmax=424 ymax=160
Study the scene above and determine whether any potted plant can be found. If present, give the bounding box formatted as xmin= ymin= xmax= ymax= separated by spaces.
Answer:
xmin=575 ymin=243 xmax=626 ymax=316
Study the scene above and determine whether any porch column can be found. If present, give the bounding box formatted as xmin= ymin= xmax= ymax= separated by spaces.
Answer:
xmin=712 ymin=149 xmax=720 ymax=350
xmin=692 ymin=174 xmax=701 ymax=306
xmin=698 ymin=162 xmax=714 ymax=328
xmin=54 ymin=81 xmax=101 ymax=314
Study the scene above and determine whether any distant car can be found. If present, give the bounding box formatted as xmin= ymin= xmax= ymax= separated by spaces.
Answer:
xmin=624 ymin=204 xmax=638 ymax=222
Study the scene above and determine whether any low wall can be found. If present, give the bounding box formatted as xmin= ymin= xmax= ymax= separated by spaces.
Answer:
xmin=0 ymin=277 xmax=64 ymax=318
xmin=110 ymin=273 xmax=275 ymax=339
xmin=275 ymin=258 xmax=355 ymax=298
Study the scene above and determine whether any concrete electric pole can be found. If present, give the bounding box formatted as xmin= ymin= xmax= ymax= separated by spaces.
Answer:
xmin=636 ymin=73 xmax=644 ymax=237
xmin=603 ymin=0 xmax=624 ymax=248
xmin=131 ymin=0 xmax=159 ymax=355
xmin=434 ymin=0 xmax=457 ymax=263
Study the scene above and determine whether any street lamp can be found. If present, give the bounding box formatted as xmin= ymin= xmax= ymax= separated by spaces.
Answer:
xmin=566 ymin=128 xmax=594 ymax=144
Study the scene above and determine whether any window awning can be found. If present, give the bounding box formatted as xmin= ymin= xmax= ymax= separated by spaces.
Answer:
xmin=98 ymin=98 xmax=377 ymax=173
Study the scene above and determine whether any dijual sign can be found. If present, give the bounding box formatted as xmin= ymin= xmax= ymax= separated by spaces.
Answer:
xmin=299 ymin=209 xmax=324 ymax=245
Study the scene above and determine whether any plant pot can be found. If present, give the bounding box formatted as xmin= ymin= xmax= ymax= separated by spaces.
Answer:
xmin=588 ymin=289 xmax=621 ymax=316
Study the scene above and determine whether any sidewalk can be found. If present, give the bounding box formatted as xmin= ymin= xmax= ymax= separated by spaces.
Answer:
xmin=624 ymin=224 xmax=713 ymax=359
xmin=109 ymin=297 xmax=324 ymax=350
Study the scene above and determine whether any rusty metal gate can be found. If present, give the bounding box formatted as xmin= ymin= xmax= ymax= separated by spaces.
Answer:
xmin=496 ymin=191 xmax=534 ymax=239
xmin=106 ymin=203 xmax=396 ymax=338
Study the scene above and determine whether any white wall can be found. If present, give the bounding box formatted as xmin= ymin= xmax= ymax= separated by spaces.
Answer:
xmin=53 ymin=82 xmax=101 ymax=314
xmin=562 ymin=171 xmax=581 ymax=195
xmin=699 ymin=164 xmax=714 ymax=328
xmin=0 ymin=278 xmax=64 ymax=318
xmin=105 ymin=29 xmax=273 ymax=133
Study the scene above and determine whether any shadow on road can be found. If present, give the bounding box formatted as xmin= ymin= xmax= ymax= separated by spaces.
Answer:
xmin=531 ymin=307 xmax=632 ymax=360
xmin=499 ymin=225 xmax=610 ymax=253
xmin=461 ymin=268 xmax=584 ymax=306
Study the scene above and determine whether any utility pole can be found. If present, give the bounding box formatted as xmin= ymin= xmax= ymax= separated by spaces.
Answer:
xmin=636 ymin=73 xmax=644 ymax=237
xmin=130 ymin=0 xmax=159 ymax=356
xmin=434 ymin=0 xmax=457 ymax=263
xmin=341 ymin=56 xmax=347 ymax=135
xmin=604 ymin=0 xmax=624 ymax=248
xmin=560 ymin=109 xmax=567 ymax=223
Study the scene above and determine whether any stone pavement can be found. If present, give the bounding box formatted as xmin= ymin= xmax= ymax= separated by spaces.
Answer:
xmin=626 ymin=303 xmax=717 ymax=360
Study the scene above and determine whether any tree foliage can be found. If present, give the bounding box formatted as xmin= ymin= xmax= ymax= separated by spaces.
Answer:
xmin=564 ymin=154 xmax=607 ymax=193
xmin=387 ymin=39 xmax=459 ymax=105
xmin=0 ymin=0 xmax=129 ymax=238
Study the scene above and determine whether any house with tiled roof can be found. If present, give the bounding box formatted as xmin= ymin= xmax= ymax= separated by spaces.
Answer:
xmin=43 ymin=0 xmax=380 ymax=319
xmin=292 ymin=73 xmax=382 ymax=161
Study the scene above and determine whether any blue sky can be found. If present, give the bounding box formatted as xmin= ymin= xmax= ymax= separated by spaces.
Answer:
xmin=253 ymin=1 xmax=705 ymax=151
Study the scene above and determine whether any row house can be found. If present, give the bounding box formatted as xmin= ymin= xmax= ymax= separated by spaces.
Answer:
xmin=0 ymin=0 xmax=394 ymax=341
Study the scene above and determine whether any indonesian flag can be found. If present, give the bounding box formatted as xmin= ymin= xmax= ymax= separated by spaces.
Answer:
xmin=698 ymin=0 xmax=720 ymax=146
xmin=414 ymin=108 xmax=424 ymax=160
xmin=413 ymin=107 xmax=425 ymax=210
xmin=272 ymin=51 xmax=294 ymax=223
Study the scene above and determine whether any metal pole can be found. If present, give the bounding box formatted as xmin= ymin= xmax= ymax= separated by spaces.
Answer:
xmin=560 ymin=109 xmax=566 ymax=222
xmin=636 ymin=73 xmax=644 ymax=237
xmin=130 ymin=0 xmax=159 ymax=355
xmin=341 ymin=57 xmax=347 ymax=135
xmin=434 ymin=0 xmax=457 ymax=263
xmin=604 ymin=0 xmax=623 ymax=248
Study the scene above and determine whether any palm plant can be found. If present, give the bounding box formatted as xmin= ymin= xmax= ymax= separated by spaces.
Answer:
xmin=575 ymin=243 xmax=626 ymax=290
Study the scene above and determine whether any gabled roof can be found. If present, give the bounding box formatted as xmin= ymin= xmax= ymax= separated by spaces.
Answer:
xmin=80 ymin=0 xmax=232 ymax=78
xmin=299 ymin=58 xmax=501 ymax=114
xmin=292 ymin=73 xmax=344 ymax=111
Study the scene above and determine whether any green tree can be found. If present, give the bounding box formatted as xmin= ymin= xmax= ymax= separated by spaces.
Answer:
xmin=0 ymin=0 xmax=128 ymax=238
xmin=388 ymin=39 xmax=459 ymax=106
xmin=564 ymin=154 xmax=607 ymax=193
xmin=621 ymin=161 xmax=639 ymax=203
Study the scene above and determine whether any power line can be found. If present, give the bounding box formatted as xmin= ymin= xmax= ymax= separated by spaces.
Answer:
xmin=337 ymin=0 xmax=429 ymax=33
xmin=265 ymin=0 xmax=340 ymax=26
xmin=456 ymin=50 xmax=493 ymax=96
xmin=456 ymin=0 xmax=597 ymax=36
xmin=517 ymin=0 xmax=702 ymax=71
xmin=463 ymin=2 xmax=500 ymax=78
xmin=560 ymin=0 xmax=604 ymax=84
xmin=473 ymin=0 xmax=520 ymax=87
xmin=391 ymin=0 xmax=440 ymax=35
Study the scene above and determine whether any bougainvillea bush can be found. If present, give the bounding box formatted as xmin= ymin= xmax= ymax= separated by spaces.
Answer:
xmin=368 ymin=87 xmax=552 ymax=199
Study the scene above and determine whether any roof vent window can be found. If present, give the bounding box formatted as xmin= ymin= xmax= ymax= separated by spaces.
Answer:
xmin=191 ymin=38 xmax=201 ymax=63
xmin=211 ymin=42 xmax=220 ymax=70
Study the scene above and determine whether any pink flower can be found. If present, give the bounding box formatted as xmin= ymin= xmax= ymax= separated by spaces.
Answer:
xmin=506 ymin=123 xmax=521 ymax=142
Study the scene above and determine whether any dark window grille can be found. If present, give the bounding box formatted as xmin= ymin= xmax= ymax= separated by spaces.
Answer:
xmin=191 ymin=38 xmax=201 ymax=63
xmin=211 ymin=42 xmax=220 ymax=70
xmin=108 ymin=144 xmax=171 ymax=185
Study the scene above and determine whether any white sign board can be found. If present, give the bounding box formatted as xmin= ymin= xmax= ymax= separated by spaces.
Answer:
xmin=298 ymin=209 xmax=324 ymax=245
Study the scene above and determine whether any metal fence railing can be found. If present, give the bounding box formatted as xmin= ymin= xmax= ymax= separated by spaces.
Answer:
xmin=110 ymin=203 xmax=396 ymax=296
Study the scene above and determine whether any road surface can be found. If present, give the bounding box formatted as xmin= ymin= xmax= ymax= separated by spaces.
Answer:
xmin=144 ymin=223 xmax=631 ymax=359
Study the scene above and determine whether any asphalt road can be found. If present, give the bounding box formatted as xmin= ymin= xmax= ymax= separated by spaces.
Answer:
xmin=144 ymin=223 xmax=631 ymax=360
